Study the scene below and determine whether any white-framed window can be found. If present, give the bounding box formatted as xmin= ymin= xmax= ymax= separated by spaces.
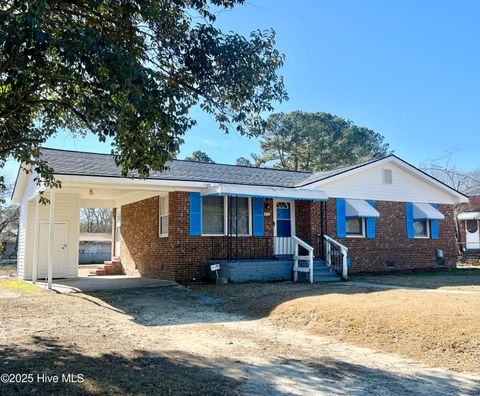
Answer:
xmin=201 ymin=196 xmax=251 ymax=236
xmin=346 ymin=217 xmax=365 ymax=238
xmin=159 ymin=196 xmax=169 ymax=237
xmin=414 ymin=220 xmax=430 ymax=239
xmin=202 ymin=196 xmax=225 ymax=235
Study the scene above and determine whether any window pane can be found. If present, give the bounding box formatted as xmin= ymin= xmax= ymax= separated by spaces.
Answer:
xmin=346 ymin=218 xmax=362 ymax=235
xmin=202 ymin=196 xmax=225 ymax=234
xmin=160 ymin=216 xmax=168 ymax=235
xmin=414 ymin=220 xmax=428 ymax=237
xmin=277 ymin=220 xmax=292 ymax=237
xmin=159 ymin=196 xmax=168 ymax=216
xmin=467 ymin=220 xmax=479 ymax=234
xmin=229 ymin=197 xmax=250 ymax=235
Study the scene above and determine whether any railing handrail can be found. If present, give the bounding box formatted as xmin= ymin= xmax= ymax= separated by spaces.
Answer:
xmin=322 ymin=234 xmax=348 ymax=252
xmin=291 ymin=235 xmax=313 ymax=252
xmin=322 ymin=234 xmax=348 ymax=280
xmin=292 ymin=235 xmax=314 ymax=284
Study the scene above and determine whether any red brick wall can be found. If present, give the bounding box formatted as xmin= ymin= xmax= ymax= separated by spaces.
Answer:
xmin=120 ymin=196 xmax=175 ymax=279
xmin=120 ymin=193 xmax=275 ymax=282
xmin=295 ymin=200 xmax=321 ymax=255
xmin=469 ymin=195 xmax=480 ymax=211
xmin=120 ymin=193 xmax=458 ymax=281
xmin=324 ymin=198 xmax=458 ymax=272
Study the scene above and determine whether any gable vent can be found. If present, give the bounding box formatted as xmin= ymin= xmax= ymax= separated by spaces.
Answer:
xmin=382 ymin=169 xmax=393 ymax=185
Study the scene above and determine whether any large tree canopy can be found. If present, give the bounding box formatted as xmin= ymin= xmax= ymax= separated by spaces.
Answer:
xmin=252 ymin=111 xmax=391 ymax=171
xmin=0 ymin=0 xmax=287 ymax=192
xmin=184 ymin=150 xmax=214 ymax=163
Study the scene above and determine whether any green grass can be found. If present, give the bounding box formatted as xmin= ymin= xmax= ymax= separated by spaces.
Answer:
xmin=0 ymin=279 xmax=43 ymax=293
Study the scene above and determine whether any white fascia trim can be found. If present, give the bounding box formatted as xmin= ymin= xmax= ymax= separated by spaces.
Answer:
xmin=57 ymin=174 xmax=210 ymax=191
xmin=11 ymin=164 xmax=30 ymax=204
xmin=303 ymin=156 xmax=469 ymax=203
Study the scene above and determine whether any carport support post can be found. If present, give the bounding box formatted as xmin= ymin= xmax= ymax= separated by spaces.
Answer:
xmin=47 ymin=189 xmax=56 ymax=290
xmin=31 ymin=195 xmax=40 ymax=284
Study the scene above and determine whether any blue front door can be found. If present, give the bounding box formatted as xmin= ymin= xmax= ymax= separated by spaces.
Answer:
xmin=276 ymin=201 xmax=292 ymax=237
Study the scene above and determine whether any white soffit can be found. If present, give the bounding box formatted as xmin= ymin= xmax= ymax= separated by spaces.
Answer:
xmin=201 ymin=184 xmax=328 ymax=201
xmin=346 ymin=199 xmax=380 ymax=218
xmin=413 ymin=203 xmax=445 ymax=220
xmin=458 ymin=212 xmax=480 ymax=220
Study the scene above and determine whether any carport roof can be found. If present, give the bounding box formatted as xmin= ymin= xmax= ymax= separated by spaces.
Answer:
xmin=40 ymin=148 xmax=312 ymax=188
xmin=40 ymin=148 xmax=395 ymax=188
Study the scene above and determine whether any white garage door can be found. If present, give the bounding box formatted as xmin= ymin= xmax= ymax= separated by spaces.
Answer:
xmin=37 ymin=222 xmax=68 ymax=279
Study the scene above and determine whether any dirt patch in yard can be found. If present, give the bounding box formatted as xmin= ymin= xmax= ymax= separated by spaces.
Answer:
xmin=350 ymin=266 xmax=480 ymax=291
xmin=195 ymin=282 xmax=480 ymax=373
xmin=0 ymin=264 xmax=16 ymax=278
xmin=1 ymin=280 xmax=479 ymax=395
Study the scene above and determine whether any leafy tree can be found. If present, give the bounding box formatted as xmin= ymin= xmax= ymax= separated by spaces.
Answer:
xmin=0 ymin=176 xmax=19 ymax=248
xmin=254 ymin=111 xmax=391 ymax=171
xmin=0 ymin=0 xmax=287 ymax=195
xmin=235 ymin=156 xmax=253 ymax=166
xmin=184 ymin=150 xmax=215 ymax=163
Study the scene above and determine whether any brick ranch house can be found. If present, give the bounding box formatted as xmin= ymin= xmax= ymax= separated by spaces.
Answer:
xmin=12 ymin=148 xmax=468 ymax=286
xmin=458 ymin=186 xmax=480 ymax=255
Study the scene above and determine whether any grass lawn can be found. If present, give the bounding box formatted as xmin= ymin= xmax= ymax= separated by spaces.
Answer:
xmin=194 ymin=281 xmax=480 ymax=372
xmin=0 ymin=279 xmax=41 ymax=293
xmin=349 ymin=265 xmax=480 ymax=291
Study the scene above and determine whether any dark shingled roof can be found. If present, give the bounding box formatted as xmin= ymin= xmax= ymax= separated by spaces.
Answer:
xmin=40 ymin=148 xmax=312 ymax=187
xmin=39 ymin=148 xmax=394 ymax=188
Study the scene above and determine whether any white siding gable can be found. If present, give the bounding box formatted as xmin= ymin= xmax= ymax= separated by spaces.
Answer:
xmin=312 ymin=162 xmax=460 ymax=204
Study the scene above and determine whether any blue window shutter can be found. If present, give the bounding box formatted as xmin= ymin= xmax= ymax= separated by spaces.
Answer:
xmin=252 ymin=197 xmax=264 ymax=237
xmin=406 ymin=203 xmax=414 ymax=239
xmin=431 ymin=204 xmax=439 ymax=239
xmin=189 ymin=192 xmax=202 ymax=236
xmin=336 ymin=198 xmax=346 ymax=238
xmin=366 ymin=200 xmax=376 ymax=239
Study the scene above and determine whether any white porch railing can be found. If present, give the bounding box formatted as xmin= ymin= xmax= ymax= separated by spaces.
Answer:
xmin=292 ymin=236 xmax=314 ymax=283
xmin=323 ymin=234 xmax=349 ymax=279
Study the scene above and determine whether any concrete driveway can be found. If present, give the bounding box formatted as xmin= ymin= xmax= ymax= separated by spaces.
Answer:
xmin=28 ymin=275 xmax=177 ymax=293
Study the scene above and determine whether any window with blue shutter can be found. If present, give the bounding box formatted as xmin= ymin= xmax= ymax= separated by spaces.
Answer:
xmin=336 ymin=198 xmax=347 ymax=238
xmin=189 ymin=192 xmax=202 ymax=236
xmin=252 ymin=197 xmax=264 ymax=237
xmin=430 ymin=204 xmax=440 ymax=239
xmin=406 ymin=202 xmax=414 ymax=239
xmin=366 ymin=200 xmax=376 ymax=239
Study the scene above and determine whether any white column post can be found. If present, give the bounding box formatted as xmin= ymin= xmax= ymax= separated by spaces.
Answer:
xmin=309 ymin=249 xmax=314 ymax=284
xmin=293 ymin=242 xmax=298 ymax=282
xmin=31 ymin=195 xmax=40 ymax=284
xmin=342 ymin=247 xmax=348 ymax=280
xmin=47 ymin=189 xmax=56 ymax=289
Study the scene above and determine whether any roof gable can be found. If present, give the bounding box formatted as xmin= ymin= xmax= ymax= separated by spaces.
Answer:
xmin=305 ymin=156 xmax=468 ymax=204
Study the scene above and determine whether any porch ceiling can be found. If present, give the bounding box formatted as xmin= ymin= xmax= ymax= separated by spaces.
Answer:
xmin=54 ymin=185 xmax=170 ymax=208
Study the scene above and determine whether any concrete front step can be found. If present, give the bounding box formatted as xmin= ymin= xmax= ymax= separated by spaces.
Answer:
xmin=314 ymin=275 xmax=341 ymax=282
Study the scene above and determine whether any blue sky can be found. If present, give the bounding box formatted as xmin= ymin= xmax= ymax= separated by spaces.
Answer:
xmin=3 ymin=0 xmax=480 ymax=181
